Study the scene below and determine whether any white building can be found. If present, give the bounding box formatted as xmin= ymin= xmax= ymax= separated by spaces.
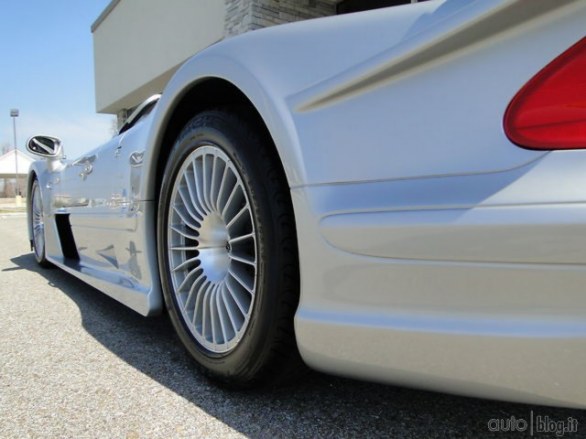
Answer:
xmin=92 ymin=0 xmax=424 ymax=125
xmin=0 ymin=150 xmax=34 ymax=197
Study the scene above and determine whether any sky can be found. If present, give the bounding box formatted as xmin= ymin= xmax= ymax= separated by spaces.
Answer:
xmin=0 ymin=1 xmax=115 ymax=159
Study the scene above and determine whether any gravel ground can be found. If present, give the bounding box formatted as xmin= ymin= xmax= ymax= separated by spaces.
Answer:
xmin=1 ymin=215 xmax=585 ymax=439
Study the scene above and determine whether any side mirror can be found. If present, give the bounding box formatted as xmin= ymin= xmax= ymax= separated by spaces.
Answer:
xmin=26 ymin=135 xmax=64 ymax=159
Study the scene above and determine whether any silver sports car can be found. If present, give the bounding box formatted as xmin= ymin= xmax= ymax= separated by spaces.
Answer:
xmin=26 ymin=0 xmax=586 ymax=408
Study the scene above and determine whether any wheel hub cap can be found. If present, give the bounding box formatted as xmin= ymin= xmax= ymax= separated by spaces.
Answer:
xmin=197 ymin=213 xmax=230 ymax=282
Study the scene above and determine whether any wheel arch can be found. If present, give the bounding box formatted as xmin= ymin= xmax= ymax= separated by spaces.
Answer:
xmin=151 ymin=78 xmax=283 ymax=204
xmin=142 ymin=52 xmax=308 ymax=202
xmin=141 ymin=73 xmax=303 ymax=317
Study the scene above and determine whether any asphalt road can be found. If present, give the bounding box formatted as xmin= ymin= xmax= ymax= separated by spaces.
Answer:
xmin=1 ymin=214 xmax=585 ymax=439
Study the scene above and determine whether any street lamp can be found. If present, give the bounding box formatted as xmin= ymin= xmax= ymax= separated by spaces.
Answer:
xmin=10 ymin=109 xmax=19 ymax=197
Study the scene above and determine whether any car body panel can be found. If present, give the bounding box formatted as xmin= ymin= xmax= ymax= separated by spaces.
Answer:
xmin=142 ymin=0 xmax=584 ymax=192
xmin=291 ymin=153 xmax=586 ymax=407
xmin=27 ymin=0 xmax=586 ymax=407
xmin=28 ymin=115 xmax=162 ymax=316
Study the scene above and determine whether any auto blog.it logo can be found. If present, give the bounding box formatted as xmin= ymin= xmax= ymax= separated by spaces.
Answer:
xmin=487 ymin=411 xmax=579 ymax=437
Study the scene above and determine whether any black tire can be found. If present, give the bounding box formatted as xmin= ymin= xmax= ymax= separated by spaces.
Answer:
xmin=30 ymin=179 xmax=52 ymax=268
xmin=157 ymin=108 xmax=303 ymax=387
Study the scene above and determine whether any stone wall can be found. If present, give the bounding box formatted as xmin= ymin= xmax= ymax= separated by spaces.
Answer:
xmin=225 ymin=0 xmax=338 ymax=37
xmin=224 ymin=0 xmax=254 ymax=37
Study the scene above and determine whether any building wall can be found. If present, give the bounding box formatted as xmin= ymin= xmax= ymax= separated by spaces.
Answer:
xmin=93 ymin=0 xmax=225 ymax=114
xmin=92 ymin=0 xmax=414 ymax=122
xmin=93 ymin=0 xmax=342 ymax=120
xmin=0 ymin=177 xmax=27 ymax=198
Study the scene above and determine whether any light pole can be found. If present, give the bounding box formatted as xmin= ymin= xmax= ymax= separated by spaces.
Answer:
xmin=10 ymin=109 xmax=19 ymax=197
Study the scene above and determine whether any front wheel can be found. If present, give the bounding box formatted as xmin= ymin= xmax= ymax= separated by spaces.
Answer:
xmin=158 ymin=109 xmax=302 ymax=387
xmin=30 ymin=179 xmax=51 ymax=268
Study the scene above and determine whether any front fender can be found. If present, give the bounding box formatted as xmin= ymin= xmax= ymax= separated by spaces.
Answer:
xmin=141 ymin=52 xmax=305 ymax=201
xmin=26 ymin=160 xmax=65 ymax=243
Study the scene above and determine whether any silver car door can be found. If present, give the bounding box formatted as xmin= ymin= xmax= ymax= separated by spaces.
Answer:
xmin=58 ymin=135 xmax=125 ymax=271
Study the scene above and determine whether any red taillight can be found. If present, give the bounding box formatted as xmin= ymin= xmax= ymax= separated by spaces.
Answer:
xmin=504 ymin=37 xmax=586 ymax=150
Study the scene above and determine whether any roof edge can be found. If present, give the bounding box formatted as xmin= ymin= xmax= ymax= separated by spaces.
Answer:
xmin=91 ymin=0 xmax=121 ymax=33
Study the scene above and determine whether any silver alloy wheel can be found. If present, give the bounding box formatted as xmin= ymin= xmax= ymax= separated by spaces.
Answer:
xmin=32 ymin=183 xmax=45 ymax=260
xmin=167 ymin=145 xmax=257 ymax=354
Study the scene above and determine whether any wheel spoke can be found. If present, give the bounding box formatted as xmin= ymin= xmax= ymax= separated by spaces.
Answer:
xmin=216 ymin=287 xmax=229 ymax=345
xmin=178 ymin=185 xmax=203 ymax=223
xmin=170 ymin=245 xmax=199 ymax=251
xmin=184 ymin=272 xmax=206 ymax=311
xmin=177 ymin=265 xmax=203 ymax=292
xmin=226 ymin=205 xmax=249 ymax=229
xmin=230 ymin=253 xmax=256 ymax=267
xmin=171 ymin=255 xmax=199 ymax=273
xmin=210 ymin=155 xmax=221 ymax=211
xmin=228 ymin=232 xmax=254 ymax=245
xmin=202 ymin=154 xmax=213 ymax=212
xmin=201 ymin=282 xmax=211 ymax=341
xmin=193 ymin=158 xmax=211 ymax=215
xmin=173 ymin=204 xmax=200 ymax=232
xmin=192 ymin=283 xmax=205 ymax=327
xmin=209 ymin=284 xmax=218 ymax=344
xmin=219 ymin=286 xmax=235 ymax=334
xmin=225 ymin=277 xmax=248 ymax=316
xmin=184 ymin=167 xmax=208 ymax=219
xmin=229 ymin=265 xmax=254 ymax=293
xmin=215 ymin=165 xmax=230 ymax=212
xmin=170 ymin=224 xmax=198 ymax=241
xmin=221 ymin=181 xmax=240 ymax=219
